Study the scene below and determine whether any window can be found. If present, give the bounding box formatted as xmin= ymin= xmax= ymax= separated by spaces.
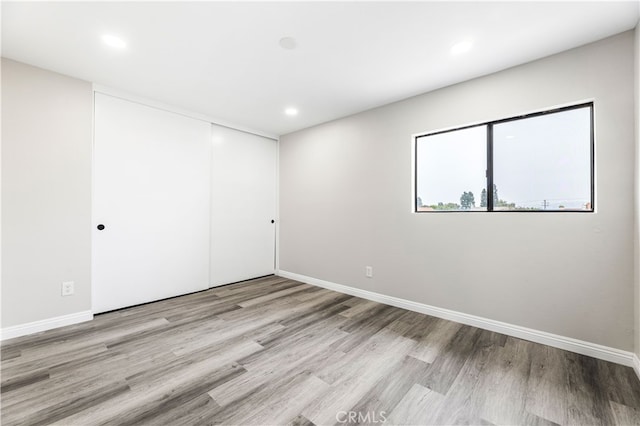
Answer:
xmin=415 ymin=125 xmax=487 ymax=211
xmin=414 ymin=103 xmax=594 ymax=212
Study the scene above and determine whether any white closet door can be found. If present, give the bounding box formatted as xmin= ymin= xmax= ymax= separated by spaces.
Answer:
xmin=93 ymin=93 xmax=211 ymax=313
xmin=210 ymin=124 xmax=276 ymax=286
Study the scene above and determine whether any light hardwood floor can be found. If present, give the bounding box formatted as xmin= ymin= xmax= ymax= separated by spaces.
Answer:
xmin=2 ymin=275 xmax=640 ymax=425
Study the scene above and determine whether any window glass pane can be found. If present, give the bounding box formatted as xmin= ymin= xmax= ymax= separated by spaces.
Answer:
xmin=493 ymin=107 xmax=592 ymax=211
xmin=416 ymin=126 xmax=487 ymax=211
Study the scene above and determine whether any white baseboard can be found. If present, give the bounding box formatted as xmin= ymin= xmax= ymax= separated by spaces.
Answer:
xmin=633 ymin=354 xmax=640 ymax=381
xmin=1 ymin=310 xmax=93 ymax=341
xmin=278 ymin=270 xmax=637 ymax=368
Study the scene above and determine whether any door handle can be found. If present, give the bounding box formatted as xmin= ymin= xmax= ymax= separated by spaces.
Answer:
xmin=97 ymin=224 xmax=105 ymax=230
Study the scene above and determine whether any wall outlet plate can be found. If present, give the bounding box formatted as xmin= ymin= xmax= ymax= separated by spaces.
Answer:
xmin=365 ymin=266 xmax=373 ymax=278
xmin=61 ymin=281 xmax=74 ymax=296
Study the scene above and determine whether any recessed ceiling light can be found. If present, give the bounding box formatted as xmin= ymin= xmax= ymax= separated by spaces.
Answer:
xmin=102 ymin=34 xmax=127 ymax=49
xmin=279 ymin=37 xmax=297 ymax=50
xmin=450 ymin=39 xmax=473 ymax=55
xmin=284 ymin=107 xmax=298 ymax=116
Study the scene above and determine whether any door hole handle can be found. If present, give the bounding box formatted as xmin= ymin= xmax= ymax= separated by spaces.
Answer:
xmin=97 ymin=224 xmax=105 ymax=230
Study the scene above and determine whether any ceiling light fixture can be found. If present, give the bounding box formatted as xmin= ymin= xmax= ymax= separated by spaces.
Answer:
xmin=102 ymin=34 xmax=127 ymax=49
xmin=450 ymin=39 xmax=473 ymax=55
xmin=284 ymin=107 xmax=298 ymax=116
xmin=279 ymin=37 xmax=297 ymax=50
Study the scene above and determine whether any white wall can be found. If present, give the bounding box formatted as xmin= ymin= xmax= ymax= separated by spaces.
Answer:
xmin=2 ymin=59 xmax=93 ymax=327
xmin=280 ymin=31 xmax=635 ymax=351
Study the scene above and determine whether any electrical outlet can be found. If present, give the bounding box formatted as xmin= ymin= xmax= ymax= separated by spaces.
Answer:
xmin=365 ymin=266 xmax=373 ymax=278
xmin=61 ymin=281 xmax=74 ymax=296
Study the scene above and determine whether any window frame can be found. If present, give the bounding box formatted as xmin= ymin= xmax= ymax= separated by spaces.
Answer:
xmin=413 ymin=102 xmax=595 ymax=213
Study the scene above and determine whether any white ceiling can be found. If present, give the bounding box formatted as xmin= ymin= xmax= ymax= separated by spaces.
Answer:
xmin=2 ymin=1 xmax=639 ymax=137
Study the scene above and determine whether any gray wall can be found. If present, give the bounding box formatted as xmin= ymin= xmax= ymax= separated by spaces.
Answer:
xmin=280 ymin=31 xmax=636 ymax=351
xmin=635 ymin=23 xmax=640 ymax=359
xmin=2 ymin=58 xmax=93 ymax=327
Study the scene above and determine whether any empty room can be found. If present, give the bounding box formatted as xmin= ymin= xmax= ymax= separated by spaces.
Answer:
xmin=2 ymin=1 xmax=640 ymax=425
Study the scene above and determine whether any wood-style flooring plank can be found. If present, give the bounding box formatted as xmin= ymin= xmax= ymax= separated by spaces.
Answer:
xmin=208 ymin=325 xmax=347 ymax=407
xmin=609 ymin=400 xmax=640 ymax=426
xmin=342 ymin=354 xmax=432 ymax=426
xmin=479 ymin=337 xmax=533 ymax=425
xmin=385 ymin=383 xmax=446 ymax=425
xmin=421 ymin=329 xmax=504 ymax=425
xmin=421 ymin=324 xmax=482 ymax=395
xmin=408 ymin=317 xmax=463 ymax=364
xmin=301 ymin=328 xmax=416 ymax=425
xmin=2 ymin=275 xmax=639 ymax=426
xmin=525 ymin=343 xmax=571 ymax=425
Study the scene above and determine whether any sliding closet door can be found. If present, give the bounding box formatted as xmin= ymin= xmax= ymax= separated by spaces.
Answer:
xmin=93 ymin=93 xmax=211 ymax=313
xmin=210 ymin=124 xmax=276 ymax=286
